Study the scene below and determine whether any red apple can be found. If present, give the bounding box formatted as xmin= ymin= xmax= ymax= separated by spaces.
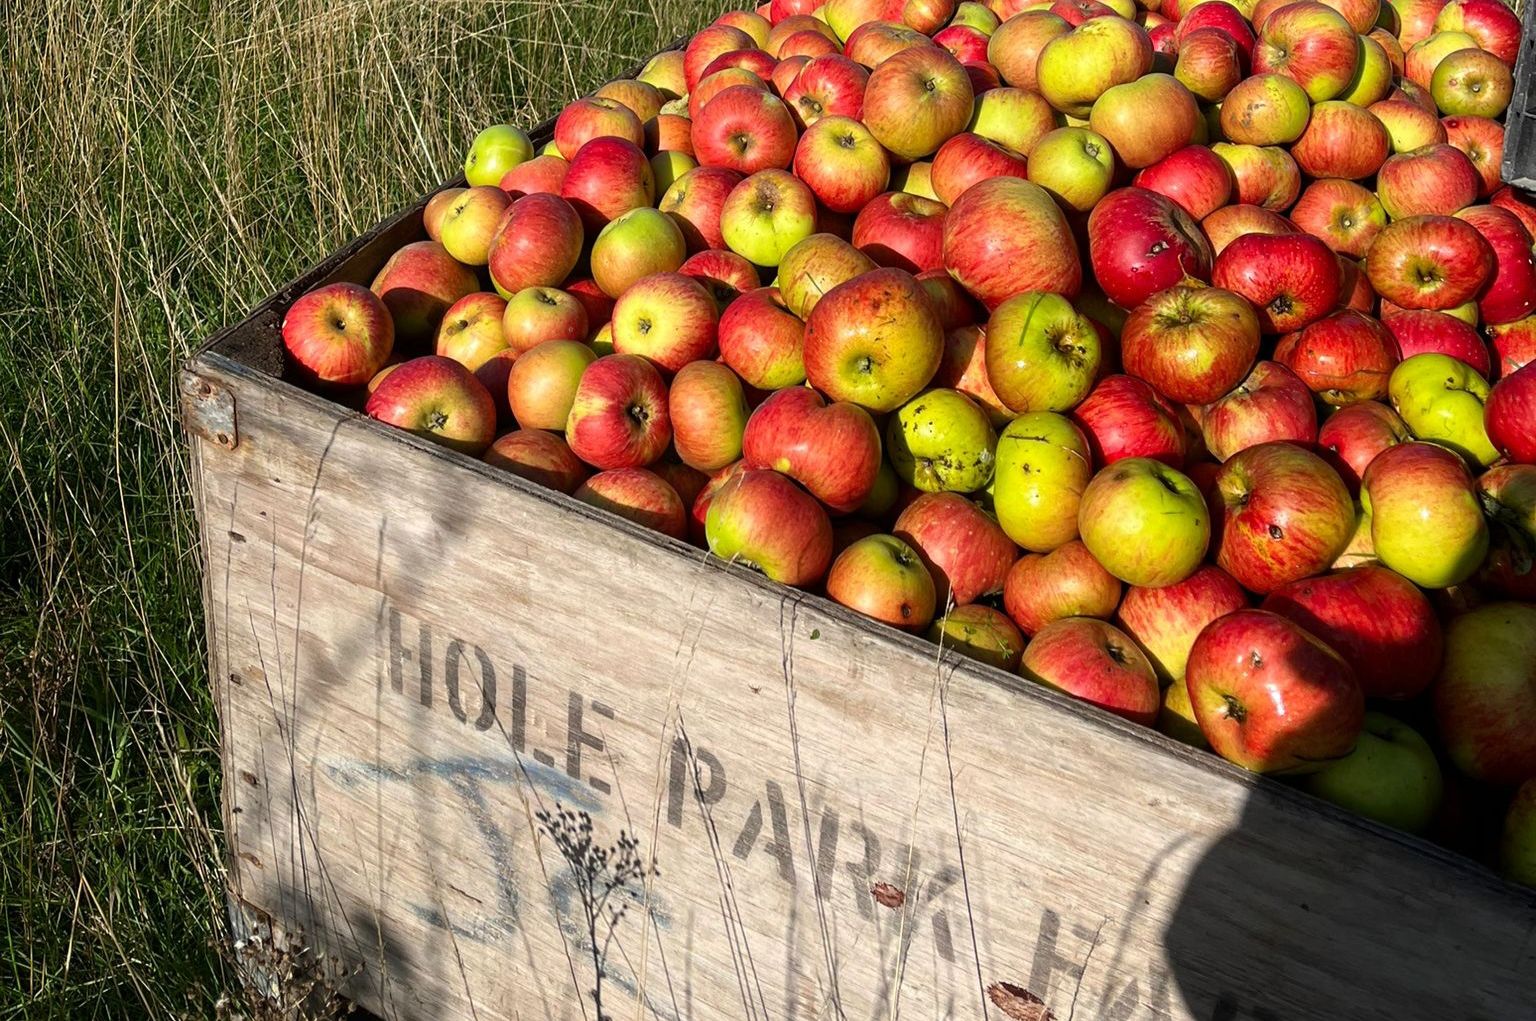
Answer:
xmin=501 ymin=286 xmax=587 ymax=355
xmin=1132 ymin=145 xmax=1233 ymax=221
xmin=783 ymin=54 xmax=869 ymax=126
xmin=553 ymin=97 xmax=645 ymax=160
xmin=702 ymin=48 xmax=779 ymax=83
xmin=1212 ymin=142 xmax=1302 ymax=211
xmin=1376 ymin=143 xmax=1481 ymax=218
xmin=1489 ymin=316 xmax=1536 ymax=379
xmin=934 ymin=324 xmax=1010 ymax=425
xmin=928 ymin=603 xmax=1026 ymax=671
xmin=1174 ymin=27 xmax=1245 ymax=102
xmin=862 ymin=45 xmax=975 ymax=161
xmin=484 ymin=429 xmax=589 ymax=493
xmin=1443 ymin=115 xmax=1506 ymax=198
xmin=718 ymin=286 xmax=806 ymax=389
xmin=1120 ymin=284 xmax=1261 ymax=405
xmin=934 ymin=24 xmax=992 ymax=63
xmin=943 ymin=177 xmax=1084 ymax=310
xmin=826 ymin=534 xmax=938 ymax=629
xmin=986 ymin=10 xmax=1071 ymax=92
xmin=659 ymin=166 xmax=744 ymax=251
xmin=1433 ymin=601 xmax=1536 ymax=785
xmin=1002 ymin=539 xmax=1122 ymax=636
xmin=704 ymin=468 xmax=834 ymax=586
xmin=1021 ymin=617 xmax=1160 ymax=725
xmin=1071 ymin=374 xmax=1185 ymax=466
xmin=1273 ymin=309 xmax=1401 ymax=405
xmin=741 ymin=386 xmax=883 ymax=511
xmin=929 ymin=132 xmax=1029 ymax=206
xmin=610 ymin=272 xmax=719 ymax=372
xmin=559 ymin=137 xmax=654 ymax=231
xmin=680 ymin=248 xmax=761 ymax=307
xmin=371 ymin=240 xmax=480 ymax=349
xmin=692 ymin=86 xmax=799 ymax=174
xmin=281 ymin=282 xmax=393 ymax=386
xmin=689 ymin=67 xmax=768 ymax=123
xmin=792 ymin=115 xmax=890 ymax=212
xmin=668 ymin=361 xmax=750 ymax=473
xmin=1087 ymin=186 xmax=1212 ymax=310
xmin=1289 ymin=101 xmax=1391 ymax=181
xmin=803 ymin=267 xmax=944 ymax=412
xmin=894 ymin=491 xmax=1018 ymax=605
xmin=1486 ymin=362 xmax=1536 ymax=465
xmin=1456 ymin=205 xmax=1536 ymax=326
xmin=506 ymin=339 xmax=596 ymax=431
xmin=1289 ymin=179 xmax=1387 ymax=258
xmin=1363 ymin=439 xmax=1489 ymax=588
xmin=365 ymin=355 xmax=496 ymax=455
xmin=1252 ymin=1 xmax=1361 ymax=101
xmin=852 ymin=191 xmax=948 ymax=273
xmin=1176 ymin=1 xmax=1256 ymax=61
xmin=684 ymin=24 xmax=758 ymax=91
xmin=1317 ymin=400 xmax=1411 ymax=490
xmin=498 ymin=154 xmax=569 ymax=198
xmin=1201 ymin=204 xmax=1299 ymax=255
xmin=1433 ymin=0 xmax=1523 ymax=64
xmin=1491 ymin=186 xmax=1536 ymax=241
xmin=1186 ymin=608 xmax=1364 ymax=773
xmin=1088 ymin=73 xmax=1200 ymax=169
xmin=423 ymin=188 xmax=463 ymax=242
xmin=778 ymin=234 xmax=878 ymax=319
xmin=574 ymin=468 xmax=687 ymax=539
xmin=1116 ymin=565 xmax=1249 ymax=683
xmin=1212 ymin=232 xmax=1341 ymax=334
xmin=917 ymin=270 xmax=979 ymax=331
xmin=1198 ymin=360 xmax=1319 ymax=461
xmin=565 ymin=354 xmax=672 ymax=469
xmin=1364 ymin=213 xmax=1494 ymax=310
xmin=843 ymin=21 xmax=930 ymax=70
xmin=778 ymin=30 xmax=840 ymax=61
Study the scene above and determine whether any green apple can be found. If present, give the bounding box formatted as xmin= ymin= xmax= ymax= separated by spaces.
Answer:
xmin=1025 ymin=127 xmax=1115 ymax=213
xmin=984 ymin=291 xmax=1100 ymax=413
xmin=1502 ymin=780 xmax=1536 ymax=889
xmin=887 ymin=388 xmax=998 ymax=493
xmin=590 ymin=207 xmax=687 ymax=298
xmin=1388 ymin=353 xmax=1499 ymax=468
xmin=927 ymin=604 xmax=1024 ymax=670
xmin=991 ymin=412 xmax=1092 ymax=552
xmin=1303 ymin=712 xmax=1444 ymax=833
xmin=890 ymin=161 xmax=939 ymax=201
xmin=1078 ymin=459 xmax=1210 ymax=587
xmin=952 ymin=1 xmax=1001 ymax=34
xmin=1361 ymin=441 xmax=1488 ymax=589
xmin=720 ymin=169 xmax=819 ymax=268
xmin=1159 ymin=679 xmax=1208 ymax=749
xmin=649 ymin=150 xmax=697 ymax=195
xmin=1036 ymin=15 xmax=1154 ymax=118
xmin=464 ymin=124 xmax=534 ymax=187
xmin=970 ymin=87 xmax=1059 ymax=159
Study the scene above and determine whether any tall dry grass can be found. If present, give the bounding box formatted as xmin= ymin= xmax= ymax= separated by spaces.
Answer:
xmin=0 ymin=2 xmax=725 ymax=1015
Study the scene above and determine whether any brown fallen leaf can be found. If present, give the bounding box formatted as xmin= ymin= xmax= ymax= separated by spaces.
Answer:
xmin=987 ymin=982 xmax=1055 ymax=1021
xmin=870 ymin=882 xmax=905 ymax=909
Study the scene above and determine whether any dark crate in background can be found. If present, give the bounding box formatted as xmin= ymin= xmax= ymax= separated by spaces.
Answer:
xmin=1503 ymin=1 xmax=1536 ymax=190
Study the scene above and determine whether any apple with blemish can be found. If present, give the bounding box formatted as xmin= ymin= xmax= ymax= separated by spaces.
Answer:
xmin=1021 ymin=618 xmax=1161 ymax=726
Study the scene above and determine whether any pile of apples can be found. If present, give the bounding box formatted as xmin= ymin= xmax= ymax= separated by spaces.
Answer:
xmin=279 ymin=0 xmax=1536 ymax=882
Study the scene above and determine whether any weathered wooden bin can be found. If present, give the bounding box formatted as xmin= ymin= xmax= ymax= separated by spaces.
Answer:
xmin=186 ymin=122 xmax=1536 ymax=1021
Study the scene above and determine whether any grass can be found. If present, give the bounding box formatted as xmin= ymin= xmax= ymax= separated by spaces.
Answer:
xmin=0 ymin=1 xmax=728 ymax=1015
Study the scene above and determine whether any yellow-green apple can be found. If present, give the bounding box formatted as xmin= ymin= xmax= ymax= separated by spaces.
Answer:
xmin=1132 ymin=145 xmax=1234 ymax=221
xmin=741 ymin=385 xmax=883 ymax=510
xmin=684 ymin=24 xmax=757 ymax=91
xmin=611 ymin=272 xmax=719 ymax=372
xmin=1253 ymin=2 xmax=1360 ymax=100
xmin=565 ymin=354 xmax=672 ymax=469
xmin=850 ymin=191 xmax=947 ymax=273
xmin=1210 ymin=143 xmax=1301 ymax=210
xmin=933 ymin=24 xmax=991 ymax=63
xmin=1369 ymin=97 xmax=1448 ymax=151
xmin=1088 ymin=187 xmax=1214 ymax=310
xmin=952 ymin=0 xmax=1002 ymax=33
xmin=1036 ymin=15 xmax=1153 ymax=117
xmin=783 ymin=54 xmax=869 ymax=127
xmin=1383 ymin=310 xmax=1492 ymax=375
xmin=680 ymin=249 xmax=760 ymax=307
xmin=596 ymin=78 xmax=666 ymax=122
xmin=560 ymin=136 xmax=655 ymax=231
xmin=1175 ymin=0 xmax=1257 ymax=57
xmin=1486 ymin=363 xmax=1536 ymax=465
xmin=862 ymin=46 xmax=975 ymax=160
xmin=803 ymin=267 xmax=943 ymax=411
xmin=371 ymin=240 xmax=480 ymax=349
xmin=1120 ymin=285 xmax=1260 ymax=405
xmin=888 ymin=388 xmax=997 ymax=492
xmin=660 ymin=166 xmax=743 ymax=252
xmin=1071 ymin=374 xmax=1186 ymax=466
xmin=894 ymin=491 xmax=1018 ymax=604
xmin=667 ymin=361 xmax=749 ymax=472
xmin=935 ymin=325 xmax=1011 ymax=425
xmin=1025 ymin=126 xmax=1116 ymax=214
xmin=464 ymin=124 xmax=534 ymax=187
xmin=423 ymin=188 xmax=463 ymax=242
xmin=588 ymin=208 xmax=685 ymax=299
xmin=1289 ymin=179 xmax=1388 ymax=258
xmin=1197 ymin=360 xmax=1318 ymax=461
xmin=365 ymin=355 xmax=497 ymax=455
xmin=1201 ymin=204 xmax=1298 ymax=254
xmin=1159 ymin=677 xmax=1209 ymax=746
xmin=1435 ymin=0 xmax=1522 ymax=64
xmin=651 ymin=149 xmax=697 ymax=194
xmin=553 ymin=97 xmax=645 ymax=160
xmin=1388 ymin=352 xmax=1497 ymax=465
xmin=1262 ymin=564 xmax=1443 ymax=698
xmin=987 ymin=11 xmax=1070 ymax=92
xmin=1212 ymin=232 xmax=1341 ymax=333
xmin=1490 ymin=315 xmax=1536 ymax=379
xmin=692 ymin=86 xmax=799 ymax=175
xmin=1366 ymin=213 xmax=1494 ymax=311
xmin=984 ymin=290 xmax=1099 ymax=412
xmin=1274 ymin=309 xmax=1401 ymax=405
xmin=1501 ymin=781 xmax=1536 ymax=887
xmin=929 ymin=133 xmax=1029 ymax=206
xmin=435 ymin=291 xmax=509 ymax=370
xmin=689 ymin=68 xmax=769 ymax=124
xmin=857 ymin=460 xmax=900 ymax=519
xmin=715 ymin=9 xmax=771 ymax=46
xmin=1337 ymin=32 xmax=1396 ymax=105
xmin=1021 ymin=617 xmax=1160 ymax=725
xmin=775 ymin=234 xmax=875 ymax=319
xmin=1431 ymin=47 xmax=1512 ymax=118
xmin=967 ymin=87 xmax=1057 ymax=154
xmin=1443 ymin=115 xmax=1506 ymax=198
xmin=501 ymin=286 xmax=588 ymax=355
xmin=281 ymin=282 xmax=394 ymax=388
xmin=718 ymin=286 xmax=805 ymax=388
xmin=1386 ymin=0 xmax=1449 ymax=49
xmin=707 ymin=468 xmax=834 ymax=585
xmin=1218 ymin=74 xmax=1313 ymax=145
xmin=498 ymin=154 xmax=570 ymax=199
xmin=992 ymin=411 xmax=1092 ymax=550
xmin=484 ymin=429 xmax=589 ymax=493
xmin=1404 ymin=29 xmax=1479 ymax=87
xmin=1361 ymin=439 xmax=1488 ymax=586
xmin=639 ymin=48 xmax=687 ymax=97
xmin=1175 ymin=27 xmax=1245 ymax=102
xmin=720 ymin=169 xmax=818 ymax=266
xmin=574 ymin=467 xmax=687 ymax=539
xmin=1211 ymin=441 xmax=1355 ymax=593
xmin=484 ymin=194 xmax=584 ymax=301
xmin=1002 ymin=539 xmax=1121 ymax=635
xmin=928 ymin=603 xmax=1024 ymax=669
xmin=506 ymin=340 xmax=596 ymax=431
xmin=826 ymin=534 xmax=938 ymax=629
xmin=890 ymin=160 xmax=940 ymax=200
xmin=1302 ymin=712 xmax=1444 ymax=831
xmin=1289 ymin=101 xmax=1391 ymax=180
xmin=1317 ymin=400 xmax=1411 ymax=489
xmin=1434 ymin=601 xmax=1536 ymax=784
xmin=789 ymin=117 xmax=888 ymax=214
xmin=1089 ymin=73 xmax=1199 ymax=169
xmin=1456 ymin=205 xmax=1536 ymax=325
xmin=1186 ymin=608 xmax=1364 ymax=772
xmin=1116 ymin=565 xmax=1248 ymax=683
xmin=1376 ymin=143 xmax=1480 ymax=219
xmin=834 ymin=7 xmax=918 ymax=53
xmin=1078 ymin=458 xmax=1209 ymax=586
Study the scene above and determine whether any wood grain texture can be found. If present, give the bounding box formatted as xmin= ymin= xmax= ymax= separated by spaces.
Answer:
xmin=187 ymin=347 xmax=1536 ymax=1021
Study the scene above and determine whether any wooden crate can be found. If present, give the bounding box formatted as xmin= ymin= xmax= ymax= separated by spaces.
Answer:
xmin=185 ymin=166 xmax=1536 ymax=1021
xmin=1503 ymin=0 xmax=1536 ymax=191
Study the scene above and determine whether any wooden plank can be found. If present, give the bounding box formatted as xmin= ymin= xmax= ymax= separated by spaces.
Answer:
xmin=188 ymin=346 xmax=1536 ymax=1021
xmin=1502 ymin=1 xmax=1536 ymax=191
